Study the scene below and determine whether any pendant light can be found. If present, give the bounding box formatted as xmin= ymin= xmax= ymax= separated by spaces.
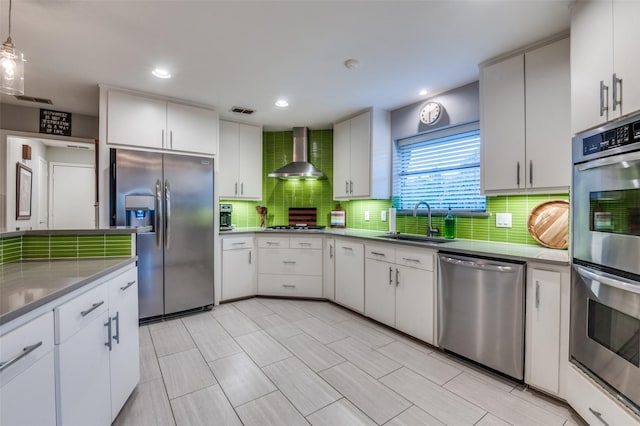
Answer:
xmin=0 ymin=0 xmax=25 ymax=95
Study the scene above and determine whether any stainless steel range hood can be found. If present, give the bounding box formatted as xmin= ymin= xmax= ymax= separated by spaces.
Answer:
xmin=268 ymin=127 xmax=326 ymax=180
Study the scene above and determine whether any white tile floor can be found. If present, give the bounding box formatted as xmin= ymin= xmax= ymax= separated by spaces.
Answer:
xmin=114 ymin=298 xmax=587 ymax=426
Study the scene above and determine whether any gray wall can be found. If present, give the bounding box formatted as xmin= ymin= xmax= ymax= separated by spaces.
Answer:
xmin=0 ymin=103 xmax=99 ymax=139
xmin=390 ymin=81 xmax=479 ymax=141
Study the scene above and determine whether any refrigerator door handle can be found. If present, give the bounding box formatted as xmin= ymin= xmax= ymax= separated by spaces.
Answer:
xmin=165 ymin=179 xmax=171 ymax=249
xmin=155 ymin=179 xmax=162 ymax=248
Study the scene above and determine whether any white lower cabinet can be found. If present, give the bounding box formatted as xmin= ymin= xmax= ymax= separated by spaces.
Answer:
xmin=0 ymin=312 xmax=56 ymax=426
xmin=334 ymin=239 xmax=365 ymax=313
xmin=323 ymin=239 xmax=335 ymax=301
xmin=108 ymin=270 xmax=140 ymax=420
xmin=258 ymin=237 xmax=323 ymax=298
xmin=221 ymin=236 xmax=257 ymax=301
xmin=55 ymin=264 xmax=139 ymax=425
xmin=525 ymin=264 xmax=570 ymax=399
xmin=365 ymin=244 xmax=435 ymax=344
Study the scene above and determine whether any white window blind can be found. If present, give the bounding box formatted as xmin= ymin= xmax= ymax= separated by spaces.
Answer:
xmin=394 ymin=126 xmax=486 ymax=211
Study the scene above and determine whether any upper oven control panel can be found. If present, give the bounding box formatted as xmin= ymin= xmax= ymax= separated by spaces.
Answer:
xmin=574 ymin=114 xmax=640 ymax=164
xmin=582 ymin=121 xmax=638 ymax=155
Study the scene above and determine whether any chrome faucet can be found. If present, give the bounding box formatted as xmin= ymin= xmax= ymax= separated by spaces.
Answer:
xmin=413 ymin=201 xmax=439 ymax=237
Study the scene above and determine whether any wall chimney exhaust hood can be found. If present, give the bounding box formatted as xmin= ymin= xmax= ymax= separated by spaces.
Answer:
xmin=268 ymin=127 xmax=326 ymax=180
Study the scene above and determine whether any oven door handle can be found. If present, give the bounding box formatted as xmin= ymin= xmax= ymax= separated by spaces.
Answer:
xmin=577 ymin=150 xmax=640 ymax=171
xmin=574 ymin=265 xmax=640 ymax=295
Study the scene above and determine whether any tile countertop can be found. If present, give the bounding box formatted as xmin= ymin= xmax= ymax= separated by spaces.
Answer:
xmin=222 ymin=227 xmax=569 ymax=266
xmin=0 ymin=257 xmax=137 ymax=327
xmin=0 ymin=226 xmax=152 ymax=238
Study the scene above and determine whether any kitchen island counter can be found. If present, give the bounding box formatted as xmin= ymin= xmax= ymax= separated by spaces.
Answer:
xmin=0 ymin=257 xmax=137 ymax=327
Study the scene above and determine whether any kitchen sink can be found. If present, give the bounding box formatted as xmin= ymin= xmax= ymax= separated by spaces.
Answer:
xmin=378 ymin=234 xmax=453 ymax=244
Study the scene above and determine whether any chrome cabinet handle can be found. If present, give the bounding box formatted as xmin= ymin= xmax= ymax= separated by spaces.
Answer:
xmin=249 ymin=250 xmax=252 ymax=265
xmin=371 ymin=251 xmax=385 ymax=257
xmin=329 ymin=244 xmax=333 ymax=259
xmin=241 ymin=182 xmax=244 ymax=195
xmin=165 ymin=180 xmax=171 ymax=250
xmin=535 ymin=281 xmax=540 ymax=309
xmin=588 ymin=408 xmax=609 ymax=426
xmin=282 ymin=260 xmax=296 ymax=264
xmin=105 ymin=319 xmax=112 ymax=351
xmin=120 ymin=280 xmax=136 ymax=291
xmin=266 ymin=241 xmax=280 ymax=246
xmin=350 ymin=180 xmax=353 ymax=194
xmin=395 ymin=268 xmax=399 ymax=286
xmin=235 ymin=182 xmax=238 ymax=195
xmin=282 ymin=284 xmax=296 ymax=288
xmin=170 ymin=130 xmax=173 ymax=149
xmin=529 ymin=160 xmax=533 ymax=186
xmin=402 ymin=257 xmax=420 ymax=263
xmin=81 ymin=301 xmax=104 ymax=317
xmin=342 ymin=246 xmax=353 ymax=251
xmin=156 ymin=179 xmax=162 ymax=248
xmin=112 ymin=312 xmax=120 ymax=345
xmin=298 ymin=242 xmax=312 ymax=246
xmin=389 ymin=266 xmax=393 ymax=285
xmin=0 ymin=342 xmax=43 ymax=372
xmin=612 ymin=73 xmax=622 ymax=112
xmin=600 ymin=80 xmax=609 ymax=117
xmin=516 ymin=161 xmax=520 ymax=186
xmin=345 ymin=181 xmax=349 ymax=195
xmin=232 ymin=242 xmax=246 ymax=246
xmin=162 ymin=129 xmax=165 ymax=148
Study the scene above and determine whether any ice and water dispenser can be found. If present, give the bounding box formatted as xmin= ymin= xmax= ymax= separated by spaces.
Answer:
xmin=125 ymin=195 xmax=155 ymax=228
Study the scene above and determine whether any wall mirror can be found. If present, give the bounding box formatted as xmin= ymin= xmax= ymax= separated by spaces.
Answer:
xmin=2 ymin=131 xmax=97 ymax=231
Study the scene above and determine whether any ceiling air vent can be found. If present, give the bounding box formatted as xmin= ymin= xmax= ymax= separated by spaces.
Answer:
xmin=14 ymin=95 xmax=53 ymax=105
xmin=230 ymin=106 xmax=255 ymax=115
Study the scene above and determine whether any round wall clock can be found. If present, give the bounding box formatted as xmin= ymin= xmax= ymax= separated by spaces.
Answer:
xmin=419 ymin=101 xmax=443 ymax=125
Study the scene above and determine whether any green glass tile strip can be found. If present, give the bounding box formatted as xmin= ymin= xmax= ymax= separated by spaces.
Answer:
xmin=22 ymin=235 xmax=51 ymax=259
xmin=0 ymin=236 xmax=22 ymax=264
xmin=49 ymin=235 xmax=79 ymax=259
xmin=104 ymin=234 xmax=132 ymax=257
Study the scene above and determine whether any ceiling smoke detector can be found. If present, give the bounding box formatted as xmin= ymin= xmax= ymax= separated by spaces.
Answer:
xmin=343 ymin=58 xmax=360 ymax=70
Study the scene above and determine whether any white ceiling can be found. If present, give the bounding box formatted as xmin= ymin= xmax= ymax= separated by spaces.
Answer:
xmin=0 ymin=0 xmax=572 ymax=131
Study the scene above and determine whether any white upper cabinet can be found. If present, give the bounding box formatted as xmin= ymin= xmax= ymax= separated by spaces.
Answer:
xmin=571 ymin=0 xmax=640 ymax=133
xmin=105 ymin=88 xmax=218 ymax=156
xmin=219 ymin=120 xmax=262 ymax=200
xmin=166 ymin=102 xmax=219 ymax=154
xmin=333 ymin=109 xmax=391 ymax=200
xmin=481 ymin=37 xmax=570 ymax=194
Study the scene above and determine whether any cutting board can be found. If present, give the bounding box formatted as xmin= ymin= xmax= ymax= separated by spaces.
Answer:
xmin=527 ymin=200 xmax=569 ymax=249
xmin=289 ymin=208 xmax=317 ymax=226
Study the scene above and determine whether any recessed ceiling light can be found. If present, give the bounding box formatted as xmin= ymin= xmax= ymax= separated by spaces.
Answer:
xmin=419 ymin=89 xmax=428 ymax=96
xmin=344 ymin=58 xmax=360 ymax=69
xmin=275 ymin=99 xmax=289 ymax=108
xmin=152 ymin=68 xmax=171 ymax=79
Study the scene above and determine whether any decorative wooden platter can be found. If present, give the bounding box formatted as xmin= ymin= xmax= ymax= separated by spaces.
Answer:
xmin=527 ymin=200 xmax=569 ymax=249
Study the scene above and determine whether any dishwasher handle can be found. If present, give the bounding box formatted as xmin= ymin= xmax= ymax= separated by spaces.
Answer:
xmin=439 ymin=255 xmax=516 ymax=273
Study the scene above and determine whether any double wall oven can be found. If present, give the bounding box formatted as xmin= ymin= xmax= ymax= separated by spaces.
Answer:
xmin=571 ymin=113 xmax=640 ymax=414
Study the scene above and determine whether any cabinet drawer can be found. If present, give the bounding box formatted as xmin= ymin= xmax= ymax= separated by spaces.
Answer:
xmin=258 ymin=249 xmax=322 ymax=276
xmin=258 ymin=274 xmax=323 ymax=298
xmin=222 ymin=237 xmax=254 ymax=250
xmin=0 ymin=311 xmax=54 ymax=386
xmin=365 ymin=244 xmax=395 ymax=262
xmin=257 ymin=237 xmax=289 ymax=249
xmin=395 ymin=248 xmax=434 ymax=271
xmin=289 ymin=238 xmax=322 ymax=250
xmin=108 ymin=267 xmax=138 ymax=306
xmin=55 ymin=282 xmax=110 ymax=344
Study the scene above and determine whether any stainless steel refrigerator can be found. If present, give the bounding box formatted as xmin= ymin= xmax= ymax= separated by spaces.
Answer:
xmin=110 ymin=149 xmax=214 ymax=320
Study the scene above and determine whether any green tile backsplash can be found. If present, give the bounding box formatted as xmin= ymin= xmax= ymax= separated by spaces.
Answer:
xmin=222 ymin=130 xmax=335 ymax=227
xmin=0 ymin=234 xmax=133 ymax=264
xmin=224 ymin=130 xmax=570 ymax=247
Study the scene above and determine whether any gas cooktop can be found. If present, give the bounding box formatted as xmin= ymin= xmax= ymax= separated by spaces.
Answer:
xmin=265 ymin=225 xmax=326 ymax=231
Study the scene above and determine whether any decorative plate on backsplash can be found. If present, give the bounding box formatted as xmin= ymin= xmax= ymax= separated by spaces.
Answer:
xmin=527 ymin=200 xmax=569 ymax=249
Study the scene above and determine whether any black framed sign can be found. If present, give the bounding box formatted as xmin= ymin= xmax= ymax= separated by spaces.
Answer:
xmin=16 ymin=162 xmax=32 ymax=220
xmin=40 ymin=109 xmax=72 ymax=136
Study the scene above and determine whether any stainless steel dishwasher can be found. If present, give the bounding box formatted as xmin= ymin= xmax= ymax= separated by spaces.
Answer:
xmin=438 ymin=252 xmax=526 ymax=380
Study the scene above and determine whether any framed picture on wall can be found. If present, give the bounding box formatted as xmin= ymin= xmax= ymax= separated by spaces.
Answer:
xmin=16 ymin=162 xmax=33 ymax=220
